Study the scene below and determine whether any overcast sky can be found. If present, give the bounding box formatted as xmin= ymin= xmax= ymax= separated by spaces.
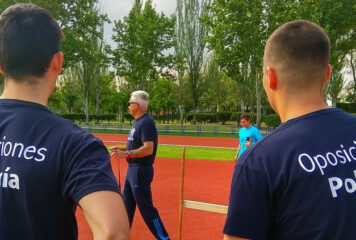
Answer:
xmin=99 ymin=0 xmax=177 ymax=46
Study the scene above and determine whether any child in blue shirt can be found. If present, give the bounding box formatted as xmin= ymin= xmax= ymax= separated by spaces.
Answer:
xmin=234 ymin=114 xmax=263 ymax=161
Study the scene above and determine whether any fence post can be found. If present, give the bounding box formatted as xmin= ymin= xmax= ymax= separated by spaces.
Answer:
xmin=197 ymin=126 xmax=201 ymax=135
xmin=213 ymin=126 xmax=217 ymax=135
xmin=178 ymin=147 xmax=186 ymax=240
xmin=180 ymin=125 xmax=185 ymax=135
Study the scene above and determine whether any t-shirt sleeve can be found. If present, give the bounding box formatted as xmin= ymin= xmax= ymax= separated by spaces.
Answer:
xmin=140 ymin=120 xmax=155 ymax=143
xmin=254 ymin=128 xmax=263 ymax=141
xmin=62 ymin=136 xmax=120 ymax=203
xmin=223 ymin=157 xmax=272 ymax=239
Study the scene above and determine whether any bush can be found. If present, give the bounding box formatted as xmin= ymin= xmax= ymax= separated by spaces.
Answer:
xmin=264 ymin=114 xmax=281 ymax=127
xmin=186 ymin=113 xmax=193 ymax=122
xmin=336 ymin=102 xmax=356 ymax=113
xmin=230 ymin=112 xmax=242 ymax=123
xmin=216 ymin=112 xmax=231 ymax=124
xmin=59 ymin=113 xmax=117 ymax=124
xmin=59 ymin=113 xmax=86 ymax=122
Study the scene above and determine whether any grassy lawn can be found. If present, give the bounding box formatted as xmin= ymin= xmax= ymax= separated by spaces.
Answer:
xmin=108 ymin=145 xmax=236 ymax=161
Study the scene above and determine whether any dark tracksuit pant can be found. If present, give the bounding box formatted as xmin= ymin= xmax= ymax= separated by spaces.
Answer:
xmin=123 ymin=164 xmax=169 ymax=240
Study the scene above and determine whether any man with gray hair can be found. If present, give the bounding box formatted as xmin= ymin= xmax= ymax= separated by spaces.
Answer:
xmin=111 ymin=90 xmax=170 ymax=240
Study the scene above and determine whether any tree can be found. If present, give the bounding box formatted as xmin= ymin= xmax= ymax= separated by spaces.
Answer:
xmin=174 ymin=0 xmax=186 ymax=124
xmin=0 ymin=0 xmax=109 ymax=70
xmin=112 ymin=0 xmax=174 ymax=90
xmin=350 ymin=51 xmax=356 ymax=103
xmin=204 ymin=0 xmax=267 ymax=126
xmin=178 ymin=0 xmax=210 ymax=124
xmin=56 ymin=68 xmax=83 ymax=113
xmin=0 ymin=75 xmax=3 ymax=95
xmin=296 ymin=0 xmax=356 ymax=106
xmin=150 ymin=77 xmax=177 ymax=123
xmin=0 ymin=0 xmax=111 ymax=118
xmin=200 ymin=56 xmax=224 ymax=112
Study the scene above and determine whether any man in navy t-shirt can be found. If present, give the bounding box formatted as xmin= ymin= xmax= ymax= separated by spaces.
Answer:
xmin=0 ymin=4 xmax=129 ymax=240
xmin=223 ymin=20 xmax=356 ymax=240
xmin=111 ymin=90 xmax=170 ymax=240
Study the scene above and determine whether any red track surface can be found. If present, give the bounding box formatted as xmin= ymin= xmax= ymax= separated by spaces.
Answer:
xmin=77 ymin=133 xmax=236 ymax=240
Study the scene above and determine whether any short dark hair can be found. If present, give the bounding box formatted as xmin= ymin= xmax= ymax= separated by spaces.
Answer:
xmin=264 ymin=20 xmax=330 ymax=87
xmin=0 ymin=4 xmax=62 ymax=81
xmin=240 ymin=114 xmax=250 ymax=121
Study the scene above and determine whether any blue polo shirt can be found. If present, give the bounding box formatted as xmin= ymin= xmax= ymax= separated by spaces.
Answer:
xmin=0 ymin=99 xmax=120 ymax=240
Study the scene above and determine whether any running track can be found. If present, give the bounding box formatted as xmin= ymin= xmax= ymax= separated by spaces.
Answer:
xmin=77 ymin=133 xmax=237 ymax=240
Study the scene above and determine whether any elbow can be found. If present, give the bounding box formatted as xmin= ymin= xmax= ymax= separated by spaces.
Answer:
xmin=94 ymin=227 xmax=130 ymax=240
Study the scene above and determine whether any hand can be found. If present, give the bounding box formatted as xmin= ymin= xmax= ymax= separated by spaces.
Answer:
xmin=110 ymin=147 xmax=127 ymax=158
xmin=244 ymin=141 xmax=251 ymax=147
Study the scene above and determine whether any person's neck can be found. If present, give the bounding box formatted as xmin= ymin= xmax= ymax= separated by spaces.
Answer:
xmin=133 ymin=111 xmax=146 ymax=120
xmin=0 ymin=78 xmax=50 ymax=106
xmin=277 ymin=93 xmax=328 ymax=122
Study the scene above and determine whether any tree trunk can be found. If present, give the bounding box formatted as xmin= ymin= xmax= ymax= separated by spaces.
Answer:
xmin=350 ymin=52 xmax=356 ymax=103
xmin=179 ymin=73 xmax=184 ymax=125
xmin=240 ymin=98 xmax=245 ymax=113
xmin=255 ymin=71 xmax=262 ymax=128
xmin=85 ymin=90 xmax=89 ymax=124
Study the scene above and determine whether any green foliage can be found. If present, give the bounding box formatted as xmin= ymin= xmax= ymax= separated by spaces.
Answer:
xmin=0 ymin=74 xmax=4 ymax=95
xmin=336 ymin=103 xmax=356 ymax=113
xmin=59 ymin=113 xmax=86 ymax=122
xmin=112 ymin=0 xmax=174 ymax=90
xmin=216 ymin=112 xmax=231 ymax=124
xmin=177 ymin=0 xmax=210 ymax=123
xmin=264 ymin=114 xmax=281 ymax=128
xmin=58 ymin=113 xmax=117 ymax=123
xmin=150 ymin=77 xmax=177 ymax=117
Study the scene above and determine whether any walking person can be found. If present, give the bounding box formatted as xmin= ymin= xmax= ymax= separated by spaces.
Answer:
xmin=111 ymin=90 xmax=170 ymax=240
xmin=234 ymin=114 xmax=263 ymax=162
xmin=224 ymin=20 xmax=356 ymax=240
xmin=0 ymin=3 xmax=130 ymax=240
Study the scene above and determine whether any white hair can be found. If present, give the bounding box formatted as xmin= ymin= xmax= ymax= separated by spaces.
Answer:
xmin=130 ymin=90 xmax=149 ymax=110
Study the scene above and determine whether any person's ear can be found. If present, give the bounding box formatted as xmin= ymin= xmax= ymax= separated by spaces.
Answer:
xmin=324 ymin=64 xmax=332 ymax=84
xmin=0 ymin=64 xmax=3 ymax=74
xmin=267 ymin=67 xmax=277 ymax=90
xmin=50 ymin=52 xmax=63 ymax=75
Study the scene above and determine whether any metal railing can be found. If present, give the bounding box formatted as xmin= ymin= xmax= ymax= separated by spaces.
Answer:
xmin=80 ymin=123 xmax=275 ymax=137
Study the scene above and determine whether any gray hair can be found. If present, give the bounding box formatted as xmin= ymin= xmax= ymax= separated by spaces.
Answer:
xmin=130 ymin=90 xmax=149 ymax=110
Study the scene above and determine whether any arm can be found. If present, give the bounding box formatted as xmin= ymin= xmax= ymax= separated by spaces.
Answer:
xmin=254 ymin=128 xmax=263 ymax=142
xmin=129 ymin=141 xmax=153 ymax=158
xmin=111 ymin=141 xmax=153 ymax=159
xmin=79 ymin=191 xmax=130 ymax=240
xmin=110 ymin=146 xmax=126 ymax=152
xmin=224 ymin=235 xmax=251 ymax=240
xmin=234 ymin=145 xmax=241 ymax=162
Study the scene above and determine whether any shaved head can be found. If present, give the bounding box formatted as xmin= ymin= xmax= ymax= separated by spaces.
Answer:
xmin=264 ymin=20 xmax=330 ymax=90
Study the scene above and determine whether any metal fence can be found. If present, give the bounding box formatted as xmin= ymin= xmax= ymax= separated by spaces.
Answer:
xmin=81 ymin=123 xmax=275 ymax=137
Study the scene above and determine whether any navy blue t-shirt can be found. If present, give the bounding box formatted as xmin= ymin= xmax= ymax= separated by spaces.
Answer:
xmin=224 ymin=108 xmax=356 ymax=240
xmin=126 ymin=113 xmax=158 ymax=165
xmin=0 ymin=99 xmax=120 ymax=240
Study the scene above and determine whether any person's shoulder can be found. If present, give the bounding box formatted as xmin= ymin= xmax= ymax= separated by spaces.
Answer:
xmin=141 ymin=114 xmax=156 ymax=125
xmin=251 ymin=125 xmax=261 ymax=132
xmin=333 ymin=108 xmax=356 ymax=120
xmin=48 ymin=114 xmax=99 ymax=143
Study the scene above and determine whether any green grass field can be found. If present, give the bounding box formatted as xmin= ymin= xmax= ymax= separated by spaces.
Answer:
xmin=109 ymin=145 xmax=236 ymax=161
